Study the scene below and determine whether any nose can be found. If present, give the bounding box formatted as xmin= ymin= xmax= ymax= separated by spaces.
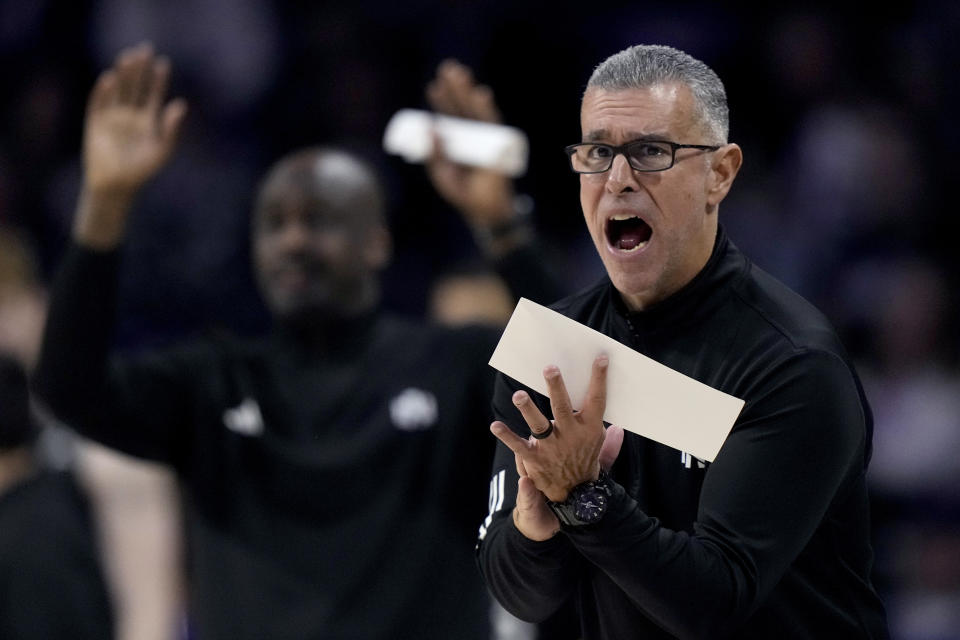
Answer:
xmin=276 ymin=220 xmax=312 ymax=253
xmin=605 ymin=153 xmax=639 ymax=194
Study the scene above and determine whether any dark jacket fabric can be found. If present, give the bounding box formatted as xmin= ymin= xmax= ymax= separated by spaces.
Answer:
xmin=34 ymin=244 xmax=501 ymax=640
xmin=477 ymin=227 xmax=889 ymax=639
xmin=0 ymin=470 xmax=114 ymax=640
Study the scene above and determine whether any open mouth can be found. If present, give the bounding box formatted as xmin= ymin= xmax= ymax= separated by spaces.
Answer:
xmin=606 ymin=215 xmax=652 ymax=252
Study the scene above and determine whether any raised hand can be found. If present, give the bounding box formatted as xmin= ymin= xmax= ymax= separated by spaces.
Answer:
xmin=76 ymin=43 xmax=187 ymax=248
xmin=491 ymin=355 xmax=621 ymax=540
xmin=84 ymin=43 xmax=186 ymax=196
xmin=425 ymin=59 xmax=516 ymax=232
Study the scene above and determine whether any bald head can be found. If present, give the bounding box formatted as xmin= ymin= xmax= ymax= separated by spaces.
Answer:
xmin=255 ymin=147 xmax=386 ymax=227
xmin=252 ymin=147 xmax=392 ymax=325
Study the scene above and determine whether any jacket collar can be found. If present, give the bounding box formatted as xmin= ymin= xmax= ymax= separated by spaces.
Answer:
xmin=609 ymin=224 xmax=746 ymax=336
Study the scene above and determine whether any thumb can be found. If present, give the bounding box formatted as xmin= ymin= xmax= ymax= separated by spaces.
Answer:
xmin=599 ymin=424 xmax=624 ymax=472
xmin=516 ymin=476 xmax=541 ymax=509
xmin=513 ymin=476 xmax=559 ymax=541
xmin=159 ymin=98 xmax=188 ymax=151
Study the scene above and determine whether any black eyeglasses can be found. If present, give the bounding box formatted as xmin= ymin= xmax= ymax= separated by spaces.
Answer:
xmin=564 ymin=139 xmax=721 ymax=174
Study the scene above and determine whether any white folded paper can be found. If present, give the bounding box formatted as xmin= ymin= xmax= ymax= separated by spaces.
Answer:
xmin=382 ymin=109 xmax=529 ymax=177
xmin=488 ymin=298 xmax=745 ymax=462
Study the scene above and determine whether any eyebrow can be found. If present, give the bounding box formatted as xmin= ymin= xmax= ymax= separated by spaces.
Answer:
xmin=582 ymin=130 xmax=672 ymax=143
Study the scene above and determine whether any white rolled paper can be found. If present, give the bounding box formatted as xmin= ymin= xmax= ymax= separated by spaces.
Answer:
xmin=383 ymin=109 xmax=529 ymax=177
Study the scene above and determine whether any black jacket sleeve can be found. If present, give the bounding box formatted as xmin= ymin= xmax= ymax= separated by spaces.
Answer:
xmin=32 ymin=244 xmax=196 ymax=466
xmin=476 ymin=349 xmax=868 ymax=637
xmin=476 ymin=372 xmax=585 ymax=622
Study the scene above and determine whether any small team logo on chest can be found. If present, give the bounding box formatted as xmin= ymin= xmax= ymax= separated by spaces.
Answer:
xmin=389 ymin=388 xmax=438 ymax=431
xmin=222 ymin=397 xmax=264 ymax=436
xmin=680 ymin=451 xmax=707 ymax=469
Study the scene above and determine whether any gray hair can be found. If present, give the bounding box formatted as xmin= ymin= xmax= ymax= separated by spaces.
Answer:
xmin=587 ymin=45 xmax=729 ymax=144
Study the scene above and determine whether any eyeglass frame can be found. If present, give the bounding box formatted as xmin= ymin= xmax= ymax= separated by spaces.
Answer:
xmin=563 ymin=139 xmax=722 ymax=174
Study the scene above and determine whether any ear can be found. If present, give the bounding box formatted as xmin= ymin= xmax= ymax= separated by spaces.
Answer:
xmin=363 ymin=224 xmax=393 ymax=271
xmin=706 ymin=143 xmax=743 ymax=208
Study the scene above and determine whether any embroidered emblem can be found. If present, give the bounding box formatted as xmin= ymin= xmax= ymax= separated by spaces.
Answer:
xmin=478 ymin=469 xmax=506 ymax=541
xmin=389 ymin=388 xmax=438 ymax=431
xmin=223 ymin=398 xmax=264 ymax=436
xmin=680 ymin=451 xmax=707 ymax=469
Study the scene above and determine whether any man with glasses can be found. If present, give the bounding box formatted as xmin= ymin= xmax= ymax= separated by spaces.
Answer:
xmin=477 ymin=44 xmax=889 ymax=638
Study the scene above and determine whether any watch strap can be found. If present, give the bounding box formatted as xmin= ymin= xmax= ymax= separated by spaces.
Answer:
xmin=546 ymin=471 xmax=613 ymax=527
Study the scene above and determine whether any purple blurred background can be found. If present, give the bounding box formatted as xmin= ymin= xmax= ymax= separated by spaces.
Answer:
xmin=1 ymin=1 xmax=958 ymax=637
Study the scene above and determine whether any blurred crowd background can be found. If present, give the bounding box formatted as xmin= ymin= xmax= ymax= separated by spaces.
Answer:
xmin=1 ymin=1 xmax=959 ymax=638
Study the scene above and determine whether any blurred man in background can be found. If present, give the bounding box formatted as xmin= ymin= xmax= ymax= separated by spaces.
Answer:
xmin=33 ymin=43 xmax=558 ymax=640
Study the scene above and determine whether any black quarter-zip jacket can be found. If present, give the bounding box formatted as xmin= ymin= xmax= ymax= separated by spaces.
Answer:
xmin=33 ymin=244 xmax=502 ymax=640
xmin=477 ymin=226 xmax=889 ymax=639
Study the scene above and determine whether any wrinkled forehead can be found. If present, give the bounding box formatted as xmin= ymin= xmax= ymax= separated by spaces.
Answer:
xmin=579 ymin=84 xmax=702 ymax=142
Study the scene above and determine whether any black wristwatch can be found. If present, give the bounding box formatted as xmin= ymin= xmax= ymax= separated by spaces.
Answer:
xmin=547 ymin=471 xmax=613 ymax=527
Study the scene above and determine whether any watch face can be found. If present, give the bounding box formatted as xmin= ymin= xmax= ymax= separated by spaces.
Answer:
xmin=573 ymin=487 xmax=608 ymax=523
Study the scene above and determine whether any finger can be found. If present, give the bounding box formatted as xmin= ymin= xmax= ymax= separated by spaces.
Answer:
xmin=113 ymin=47 xmax=142 ymax=105
xmin=425 ymin=128 xmax=452 ymax=169
xmin=159 ymin=98 xmax=188 ymax=150
xmin=542 ymin=365 xmax=575 ymax=421
xmin=129 ymin=43 xmax=156 ymax=106
xmin=515 ymin=476 xmax=541 ymax=510
xmin=599 ymin=424 xmax=624 ymax=472
xmin=514 ymin=476 xmax=560 ymax=540
xmin=514 ymin=453 xmax=527 ymax=478
xmin=431 ymin=59 xmax=475 ymax=118
xmin=582 ymin=354 xmax=609 ymax=423
xmin=426 ymin=59 xmax=461 ymax=115
xmin=444 ymin=62 xmax=478 ymax=118
xmin=425 ymin=128 xmax=469 ymax=181
xmin=426 ymin=77 xmax=454 ymax=115
xmin=423 ymin=147 xmax=467 ymax=206
xmin=512 ymin=390 xmax=552 ymax=438
xmin=88 ymin=70 xmax=117 ymax=116
xmin=490 ymin=420 xmax=531 ymax=456
xmin=145 ymin=56 xmax=171 ymax=112
xmin=470 ymin=84 xmax=501 ymax=123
